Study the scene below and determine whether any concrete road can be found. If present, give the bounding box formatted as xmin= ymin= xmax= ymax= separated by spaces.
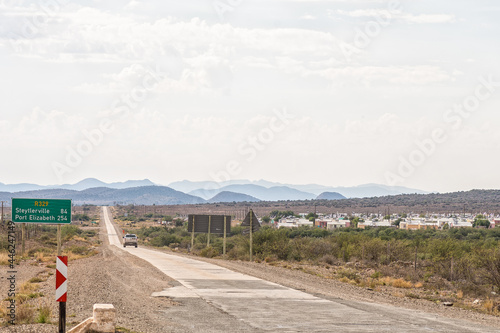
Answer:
xmin=102 ymin=207 xmax=498 ymax=332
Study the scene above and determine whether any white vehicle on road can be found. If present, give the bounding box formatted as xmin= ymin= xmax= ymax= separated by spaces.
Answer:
xmin=123 ymin=234 xmax=138 ymax=248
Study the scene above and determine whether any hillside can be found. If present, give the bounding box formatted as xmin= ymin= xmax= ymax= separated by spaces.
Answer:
xmin=119 ymin=189 xmax=500 ymax=220
xmin=0 ymin=185 xmax=205 ymax=205
xmin=190 ymin=184 xmax=316 ymax=201
xmin=316 ymin=192 xmax=346 ymax=200
xmin=248 ymin=190 xmax=500 ymax=214
xmin=171 ymin=179 xmax=427 ymax=198
xmin=0 ymin=178 xmax=155 ymax=192
xmin=208 ymin=191 xmax=260 ymax=203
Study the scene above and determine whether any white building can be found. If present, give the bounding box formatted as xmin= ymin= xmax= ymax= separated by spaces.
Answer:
xmin=277 ymin=218 xmax=313 ymax=228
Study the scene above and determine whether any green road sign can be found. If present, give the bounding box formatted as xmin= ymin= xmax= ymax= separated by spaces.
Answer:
xmin=12 ymin=198 xmax=72 ymax=224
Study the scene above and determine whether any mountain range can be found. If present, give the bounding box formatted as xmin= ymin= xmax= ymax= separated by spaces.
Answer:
xmin=169 ymin=179 xmax=427 ymax=199
xmin=0 ymin=178 xmax=427 ymax=205
xmin=0 ymin=186 xmax=203 ymax=206
xmin=0 ymin=178 xmax=155 ymax=193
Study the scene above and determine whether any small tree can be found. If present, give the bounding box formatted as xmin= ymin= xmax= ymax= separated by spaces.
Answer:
xmin=473 ymin=214 xmax=490 ymax=228
xmin=305 ymin=212 xmax=318 ymax=220
xmin=350 ymin=216 xmax=363 ymax=228
xmin=392 ymin=218 xmax=402 ymax=227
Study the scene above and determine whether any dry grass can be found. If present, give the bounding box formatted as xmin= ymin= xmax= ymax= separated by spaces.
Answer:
xmin=20 ymin=281 xmax=38 ymax=294
xmin=67 ymin=249 xmax=98 ymax=261
xmin=35 ymin=252 xmax=55 ymax=263
xmin=16 ymin=304 xmax=35 ymax=324
xmin=36 ymin=302 xmax=52 ymax=324
xmin=0 ymin=251 xmax=10 ymax=266
xmin=72 ymin=235 xmax=90 ymax=243
xmin=483 ymin=299 xmax=496 ymax=313
xmin=29 ymin=277 xmax=44 ymax=283
xmin=379 ymin=277 xmax=413 ymax=288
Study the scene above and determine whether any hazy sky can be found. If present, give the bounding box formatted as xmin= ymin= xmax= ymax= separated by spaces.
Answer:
xmin=1 ymin=0 xmax=499 ymax=192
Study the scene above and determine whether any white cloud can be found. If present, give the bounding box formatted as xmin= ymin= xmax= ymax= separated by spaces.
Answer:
xmin=403 ymin=14 xmax=456 ymax=24
xmin=334 ymin=8 xmax=456 ymax=24
xmin=300 ymin=14 xmax=317 ymax=20
xmin=1 ymin=1 xmax=498 ymax=190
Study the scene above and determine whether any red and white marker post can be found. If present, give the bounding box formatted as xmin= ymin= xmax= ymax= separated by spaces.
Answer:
xmin=56 ymin=256 xmax=67 ymax=333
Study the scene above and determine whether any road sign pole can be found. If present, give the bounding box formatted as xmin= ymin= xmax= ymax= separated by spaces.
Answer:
xmin=57 ymin=225 xmax=62 ymax=256
xmin=223 ymin=216 xmax=227 ymax=256
xmin=190 ymin=215 xmax=195 ymax=251
xmin=59 ymin=302 xmax=66 ymax=333
xmin=249 ymin=210 xmax=253 ymax=262
xmin=207 ymin=216 xmax=211 ymax=248
xmin=21 ymin=223 xmax=26 ymax=256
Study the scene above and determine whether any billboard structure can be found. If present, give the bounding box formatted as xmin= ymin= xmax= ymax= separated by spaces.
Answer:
xmin=187 ymin=214 xmax=231 ymax=235
xmin=188 ymin=214 xmax=231 ymax=254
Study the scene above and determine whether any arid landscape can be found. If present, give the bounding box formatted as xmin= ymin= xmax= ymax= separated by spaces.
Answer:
xmin=2 ymin=205 xmax=500 ymax=332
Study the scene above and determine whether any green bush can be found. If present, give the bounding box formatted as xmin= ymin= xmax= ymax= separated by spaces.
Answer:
xmin=61 ymin=225 xmax=82 ymax=240
xmin=150 ymin=234 xmax=181 ymax=247
xmin=200 ymin=246 xmax=219 ymax=258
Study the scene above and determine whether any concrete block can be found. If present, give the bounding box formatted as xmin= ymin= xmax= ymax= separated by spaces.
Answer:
xmin=67 ymin=317 xmax=93 ymax=333
xmin=91 ymin=304 xmax=116 ymax=333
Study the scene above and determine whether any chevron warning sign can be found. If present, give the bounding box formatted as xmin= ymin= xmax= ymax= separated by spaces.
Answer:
xmin=241 ymin=210 xmax=261 ymax=232
xmin=56 ymin=256 xmax=67 ymax=302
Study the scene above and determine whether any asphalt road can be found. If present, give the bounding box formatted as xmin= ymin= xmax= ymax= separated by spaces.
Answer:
xmin=102 ymin=207 xmax=499 ymax=332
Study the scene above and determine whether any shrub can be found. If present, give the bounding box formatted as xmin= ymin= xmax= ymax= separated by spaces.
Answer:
xmin=337 ymin=269 xmax=360 ymax=283
xmin=29 ymin=277 xmax=43 ymax=283
xmin=200 ymin=246 xmax=219 ymax=258
xmin=68 ymin=245 xmax=88 ymax=255
xmin=16 ymin=304 xmax=35 ymax=324
xmin=61 ymin=225 xmax=82 ymax=239
xmin=320 ymin=254 xmax=338 ymax=266
xmin=0 ymin=251 xmax=9 ymax=266
xmin=150 ymin=234 xmax=181 ymax=247
xmin=36 ymin=303 xmax=51 ymax=323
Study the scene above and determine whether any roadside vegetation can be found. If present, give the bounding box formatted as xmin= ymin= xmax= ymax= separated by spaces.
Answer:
xmin=120 ymin=216 xmax=500 ymax=316
xmin=0 ymin=213 xmax=100 ymax=327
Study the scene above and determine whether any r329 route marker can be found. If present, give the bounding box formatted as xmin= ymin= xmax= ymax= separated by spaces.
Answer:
xmin=12 ymin=198 xmax=72 ymax=224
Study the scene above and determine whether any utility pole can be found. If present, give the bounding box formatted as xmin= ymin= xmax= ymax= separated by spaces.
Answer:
xmin=1 ymin=201 xmax=4 ymax=225
xmin=313 ymin=203 xmax=317 ymax=227
xmin=249 ymin=210 xmax=253 ymax=262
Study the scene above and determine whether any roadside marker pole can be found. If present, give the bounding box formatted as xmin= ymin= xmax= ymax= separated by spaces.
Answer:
xmin=249 ymin=209 xmax=253 ymax=262
xmin=57 ymin=225 xmax=62 ymax=256
xmin=223 ymin=216 xmax=227 ymax=256
xmin=56 ymin=256 xmax=68 ymax=333
xmin=207 ymin=216 xmax=211 ymax=247
xmin=190 ymin=215 xmax=195 ymax=251
xmin=21 ymin=223 xmax=26 ymax=256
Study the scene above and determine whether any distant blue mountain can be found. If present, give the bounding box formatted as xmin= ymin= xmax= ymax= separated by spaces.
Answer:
xmin=0 ymin=178 xmax=155 ymax=193
xmin=0 ymin=185 xmax=204 ymax=205
xmin=208 ymin=191 xmax=260 ymax=203
xmin=190 ymin=184 xmax=316 ymax=201
xmin=172 ymin=179 xmax=427 ymax=199
xmin=316 ymin=192 xmax=346 ymax=200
